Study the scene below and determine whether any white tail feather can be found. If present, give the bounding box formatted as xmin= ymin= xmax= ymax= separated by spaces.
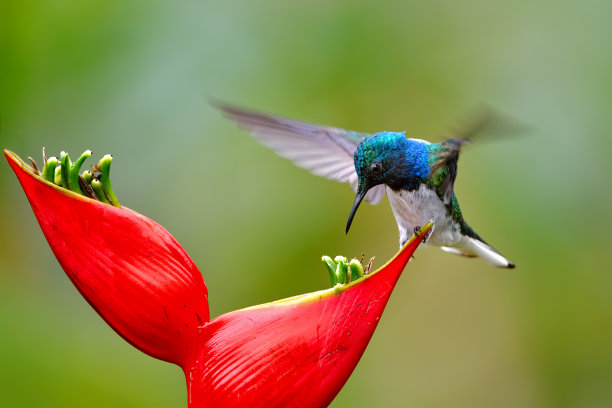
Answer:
xmin=443 ymin=238 xmax=515 ymax=268
xmin=440 ymin=246 xmax=477 ymax=258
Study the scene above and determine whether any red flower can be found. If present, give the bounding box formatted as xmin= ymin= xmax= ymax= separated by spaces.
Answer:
xmin=6 ymin=149 xmax=432 ymax=408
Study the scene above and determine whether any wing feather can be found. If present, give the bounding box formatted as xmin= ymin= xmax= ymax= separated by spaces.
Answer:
xmin=217 ymin=103 xmax=385 ymax=205
xmin=430 ymin=108 xmax=512 ymax=204
xmin=429 ymin=138 xmax=469 ymax=205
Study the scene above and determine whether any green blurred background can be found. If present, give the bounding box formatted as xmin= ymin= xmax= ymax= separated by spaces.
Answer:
xmin=1 ymin=0 xmax=611 ymax=406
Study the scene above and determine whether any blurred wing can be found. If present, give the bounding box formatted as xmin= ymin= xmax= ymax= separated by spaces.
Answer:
xmin=431 ymin=108 xmax=502 ymax=204
xmin=429 ymin=138 xmax=469 ymax=205
xmin=217 ymin=103 xmax=386 ymax=205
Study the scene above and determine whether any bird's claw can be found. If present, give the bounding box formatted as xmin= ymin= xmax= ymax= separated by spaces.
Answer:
xmin=414 ymin=225 xmax=429 ymax=243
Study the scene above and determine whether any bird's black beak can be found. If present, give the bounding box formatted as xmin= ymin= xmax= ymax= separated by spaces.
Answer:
xmin=346 ymin=189 xmax=367 ymax=234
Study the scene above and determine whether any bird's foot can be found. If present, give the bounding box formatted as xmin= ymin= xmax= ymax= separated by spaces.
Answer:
xmin=413 ymin=225 xmax=428 ymax=243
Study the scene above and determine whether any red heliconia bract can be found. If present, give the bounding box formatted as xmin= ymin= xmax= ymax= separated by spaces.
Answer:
xmin=185 ymin=232 xmax=424 ymax=408
xmin=5 ymin=150 xmax=209 ymax=366
xmin=6 ymin=149 xmax=431 ymax=408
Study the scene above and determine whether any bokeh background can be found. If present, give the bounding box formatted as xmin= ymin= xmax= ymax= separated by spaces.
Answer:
xmin=1 ymin=0 xmax=611 ymax=406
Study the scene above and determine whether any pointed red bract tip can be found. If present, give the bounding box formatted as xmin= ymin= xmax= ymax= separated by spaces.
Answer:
xmin=5 ymin=150 xmax=209 ymax=365
xmin=184 ymin=223 xmax=430 ymax=408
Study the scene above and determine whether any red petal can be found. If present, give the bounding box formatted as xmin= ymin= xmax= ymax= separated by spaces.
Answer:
xmin=6 ymin=150 xmax=209 ymax=365
xmin=185 ymin=223 xmax=430 ymax=408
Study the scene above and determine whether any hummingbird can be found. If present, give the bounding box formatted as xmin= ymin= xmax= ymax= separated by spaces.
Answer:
xmin=218 ymin=103 xmax=515 ymax=268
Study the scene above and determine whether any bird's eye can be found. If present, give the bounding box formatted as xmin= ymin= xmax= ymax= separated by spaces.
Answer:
xmin=370 ymin=162 xmax=382 ymax=174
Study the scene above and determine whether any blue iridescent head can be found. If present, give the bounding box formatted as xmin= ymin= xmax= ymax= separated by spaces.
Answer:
xmin=346 ymin=131 xmax=430 ymax=233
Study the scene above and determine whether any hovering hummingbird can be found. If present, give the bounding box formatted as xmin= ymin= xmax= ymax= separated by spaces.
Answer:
xmin=218 ymin=103 xmax=515 ymax=268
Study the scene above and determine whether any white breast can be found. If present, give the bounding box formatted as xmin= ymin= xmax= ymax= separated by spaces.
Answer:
xmin=385 ymin=185 xmax=463 ymax=247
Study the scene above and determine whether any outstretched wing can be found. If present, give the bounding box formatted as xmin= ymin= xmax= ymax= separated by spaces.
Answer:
xmin=217 ymin=103 xmax=386 ymax=205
